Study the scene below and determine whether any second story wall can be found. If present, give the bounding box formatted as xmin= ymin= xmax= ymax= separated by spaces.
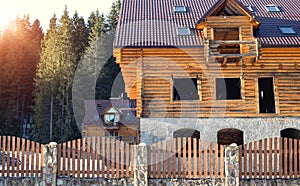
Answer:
xmin=115 ymin=47 xmax=300 ymax=118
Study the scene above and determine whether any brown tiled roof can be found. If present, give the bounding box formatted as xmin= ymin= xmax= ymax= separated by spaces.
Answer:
xmin=83 ymin=99 xmax=139 ymax=125
xmin=114 ymin=0 xmax=300 ymax=47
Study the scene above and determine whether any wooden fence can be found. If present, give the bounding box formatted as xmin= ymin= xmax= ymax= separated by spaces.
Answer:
xmin=240 ymin=137 xmax=300 ymax=179
xmin=0 ymin=136 xmax=44 ymax=177
xmin=57 ymin=137 xmax=134 ymax=178
xmin=1 ymin=135 xmax=300 ymax=180
xmin=147 ymin=138 xmax=225 ymax=179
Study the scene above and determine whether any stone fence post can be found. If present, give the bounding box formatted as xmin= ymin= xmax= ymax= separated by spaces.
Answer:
xmin=225 ymin=143 xmax=239 ymax=186
xmin=43 ymin=142 xmax=58 ymax=186
xmin=134 ymin=143 xmax=148 ymax=186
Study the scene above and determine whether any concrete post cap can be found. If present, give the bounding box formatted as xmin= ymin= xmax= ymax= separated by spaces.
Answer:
xmin=138 ymin=143 xmax=147 ymax=147
xmin=229 ymin=143 xmax=237 ymax=147
xmin=49 ymin=142 xmax=58 ymax=146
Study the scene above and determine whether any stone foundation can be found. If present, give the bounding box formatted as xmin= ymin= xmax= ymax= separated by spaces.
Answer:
xmin=140 ymin=117 xmax=300 ymax=145
xmin=0 ymin=177 xmax=134 ymax=186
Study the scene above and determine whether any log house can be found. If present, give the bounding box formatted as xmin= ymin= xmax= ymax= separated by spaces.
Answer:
xmin=114 ymin=0 xmax=300 ymax=144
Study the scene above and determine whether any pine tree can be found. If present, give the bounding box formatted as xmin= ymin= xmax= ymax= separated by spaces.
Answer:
xmin=0 ymin=15 xmax=43 ymax=137
xmin=33 ymin=7 xmax=86 ymax=143
xmin=72 ymin=11 xmax=107 ymax=126
xmin=95 ymin=0 xmax=124 ymax=99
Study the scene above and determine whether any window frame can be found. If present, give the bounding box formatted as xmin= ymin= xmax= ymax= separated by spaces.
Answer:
xmin=174 ymin=6 xmax=187 ymax=13
xmin=215 ymin=77 xmax=242 ymax=100
xmin=172 ymin=77 xmax=199 ymax=101
xmin=265 ymin=5 xmax=281 ymax=12
xmin=176 ymin=27 xmax=191 ymax=36
xmin=279 ymin=26 xmax=297 ymax=35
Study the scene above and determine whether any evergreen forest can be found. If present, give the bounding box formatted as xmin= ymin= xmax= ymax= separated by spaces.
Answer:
xmin=0 ymin=0 xmax=122 ymax=144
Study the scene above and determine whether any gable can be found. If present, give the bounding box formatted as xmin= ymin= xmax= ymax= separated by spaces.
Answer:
xmin=197 ymin=0 xmax=258 ymax=29
xmin=209 ymin=0 xmax=251 ymax=16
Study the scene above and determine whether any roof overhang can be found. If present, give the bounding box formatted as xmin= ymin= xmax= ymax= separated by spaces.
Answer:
xmin=196 ymin=0 xmax=260 ymax=30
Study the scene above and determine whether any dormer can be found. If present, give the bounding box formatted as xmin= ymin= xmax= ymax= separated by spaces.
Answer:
xmin=102 ymin=107 xmax=121 ymax=129
xmin=196 ymin=0 xmax=261 ymax=66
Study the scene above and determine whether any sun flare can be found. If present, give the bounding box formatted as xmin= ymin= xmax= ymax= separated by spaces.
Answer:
xmin=0 ymin=14 xmax=11 ymax=29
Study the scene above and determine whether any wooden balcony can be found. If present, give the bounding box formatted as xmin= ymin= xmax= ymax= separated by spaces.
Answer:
xmin=205 ymin=39 xmax=260 ymax=64
xmin=102 ymin=122 xmax=120 ymax=129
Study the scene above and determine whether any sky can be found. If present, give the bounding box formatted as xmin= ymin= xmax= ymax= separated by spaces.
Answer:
xmin=0 ymin=0 xmax=117 ymax=31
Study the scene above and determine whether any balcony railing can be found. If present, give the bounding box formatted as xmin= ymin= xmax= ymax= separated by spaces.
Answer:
xmin=206 ymin=39 xmax=259 ymax=58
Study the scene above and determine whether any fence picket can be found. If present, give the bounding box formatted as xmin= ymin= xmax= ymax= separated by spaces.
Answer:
xmin=188 ymin=138 xmax=192 ymax=178
xmin=96 ymin=137 xmax=101 ymax=177
xmin=209 ymin=143 xmax=213 ymax=178
xmin=274 ymin=138 xmax=278 ymax=178
xmin=157 ymin=141 xmax=161 ymax=178
xmin=2 ymin=136 xmax=6 ymax=176
xmin=25 ymin=139 xmax=30 ymax=177
xmin=193 ymin=138 xmax=197 ymax=178
xmin=162 ymin=140 xmax=166 ymax=178
xmin=62 ymin=142 xmax=66 ymax=176
xmin=244 ymin=143 xmax=247 ymax=179
xmin=284 ymin=138 xmax=288 ymax=178
xmin=294 ymin=139 xmax=297 ymax=178
xmin=177 ymin=138 xmax=181 ymax=178
xmin=101 ymin=137 xmax=105 ymax=177
xmin=172 ymin=139 xmax=176 ymax=177
xmin=125 ymin=142 xmax=130 ymax=177
xmin=199 ymin=141 xmax=202 ymax=178
xmin=76 ymin=138 xmax=81 ymax=178
xmin=298 ymin=140 xmax=300 ymax=179
xmin=131 ymin=142 xmax=134 ymax=176
xmin=268 ymin=138 xmax=272 ymax=179
xmin=258 ymin=140 xmax=262 ymax=178
xmin=116 ymin=139 xmax=120 ymax=178
xmin=204 ymin=141 xmax=208 ymax=178
xmin=279 ymin=138 xmax=283 ymax=178
xmin=57 ymin=144 xmax=61 ymax=176
xmin=264 ymin=138 xmax=267 ymax=179
xmin=253 ymin=141 xmax=257 ymax=178
xmin=111 ymin=138 xmax=115 ymax=177
xmin=289 ymin=138 xmax=293 ymax=178
xmin=167 ymin=139 xmax=171 ymax=178
xmin=72 ymin=140 xmax=76 ymax=177
xmin=183 ymin=138 xmax=187 ymax=178
xmin=220 ymin=145 xmax=224 ymax=179
xmin=11 ymin=136 xmax=16 ymax=176
xmin=67 ymin=141 xmax=72 ymax=177
xmin=30 ymin=140 xmax=35 ymax=176
xmin=16 ymin=137 xmax=20 ymax=176
xmin=249 ymin=142 xmax=252 ymax=179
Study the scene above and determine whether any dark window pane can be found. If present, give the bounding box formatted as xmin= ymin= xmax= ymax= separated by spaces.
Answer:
xmin=216 ymin=78 xmax=241 ymax=100
xmin=173 ymin=78 xmax=198 ymax=100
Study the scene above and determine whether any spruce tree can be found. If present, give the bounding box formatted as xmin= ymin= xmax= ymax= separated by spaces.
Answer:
xmin=95 ymin=0 xmax=124 ymax=99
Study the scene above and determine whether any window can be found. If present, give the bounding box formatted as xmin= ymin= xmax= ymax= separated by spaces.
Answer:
xmin=265 ymin=5 xmax=281 ymax=12
xmin=173 ymin=78 xmax=198 ymax=100
xmin=246 ymin=6 xmax=255 ymax=12
xmin=258 ymin=77 xmax=275 ymax=113
xmin=279 ymin=26 xmax=297 ymax=35
xmin=103 ymin=107 xmax=120 ymax=125
xmin=176 ymin=28 xmax=191 ymax=36
xmin=105 ymin=131 xmax=118 ymax=137
xmin=216 ymin=78 xmax=241 ymax=100
xmin=174 ymin=6 xmax=187 ymax=13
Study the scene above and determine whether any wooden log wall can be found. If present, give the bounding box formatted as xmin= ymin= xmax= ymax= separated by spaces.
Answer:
xmin=115 ymin=46 xmax=300 ymax=118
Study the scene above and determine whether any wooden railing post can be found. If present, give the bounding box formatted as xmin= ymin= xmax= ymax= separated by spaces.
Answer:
xmin=225 ymin=143 xmax=239 ymax=186
xmin=134 ymin=143 xmax=147 ymax=186
xmin=42 ymin=142 xmax=58 ymax=186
